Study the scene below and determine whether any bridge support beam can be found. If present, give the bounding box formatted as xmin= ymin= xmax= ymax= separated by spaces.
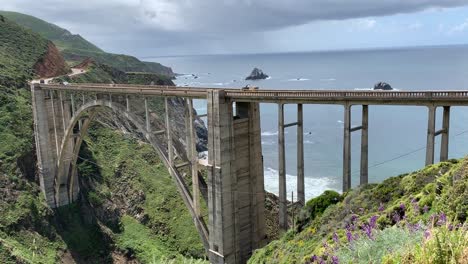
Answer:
xmin=440 ymin=106 xmax=450 ymax=162
xmin=343 ymin=104 xmax=351 ymax=192
xmin=297 ymin=104 xmax=305 ymax=205
xmin=277 ymin=103 xmax=287 ymax=230
xmin=207 ymin=90 xmax=266 ymax=264
xmin=360 ymin=105 xmax=369 ymax=185
xmin=426 ymin=106 xmax=436 ymax=166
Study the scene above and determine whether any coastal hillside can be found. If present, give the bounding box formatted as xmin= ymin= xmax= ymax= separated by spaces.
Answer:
xmin=249 ymin=159 xmax=468 ymax=263
xmin=0 ymin=14 xmax=69 ymax=86
xmin=0 ymin=11 xmax=102 ymax=53
xmin=0 ymin=11 xmax=174 ymax=76
xmin=0 ymin=15 xmax=208 ymax=263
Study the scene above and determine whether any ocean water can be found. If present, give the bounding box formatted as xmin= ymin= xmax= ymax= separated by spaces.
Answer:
xmin=149 ymin=45 xmax=468 ymax=200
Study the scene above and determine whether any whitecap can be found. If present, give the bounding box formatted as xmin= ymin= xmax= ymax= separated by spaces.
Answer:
xmin=263 ymin=167 xmax=339 ymax=201
xmin=337 ymin=120 xmax=344 ymax=124
xmin=288 ymin=78 xmax=310 ymax=82
xmin=304 ymin=140 xmax=315 ymax=144
xmin=261 ymin=131 xmax=278 ymax=136
xmin=320 ymin=78 xmax=336 ymax=81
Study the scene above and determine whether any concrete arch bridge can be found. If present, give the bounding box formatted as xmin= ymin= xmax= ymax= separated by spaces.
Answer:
xmin=31 ymin=83 xmax=468 ymax=263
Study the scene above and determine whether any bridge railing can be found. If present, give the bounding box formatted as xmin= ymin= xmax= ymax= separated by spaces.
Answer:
xmin=38 ymin=83 xmax=468 ymax=103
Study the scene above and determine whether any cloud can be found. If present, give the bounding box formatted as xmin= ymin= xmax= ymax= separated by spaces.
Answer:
xmin=3 ymin=0 xmax=468 ymax=55
xmin=352 ymin=19 xmax=377 ymax=31
xmin=136 ymin=0 xmax=468 ymax=33
xmin=448 ymin=19 xmax=468 ymax=33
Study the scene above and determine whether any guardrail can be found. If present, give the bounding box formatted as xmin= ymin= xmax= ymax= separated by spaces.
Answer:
xmin=37 ymin=84 xmax=468 ymax=104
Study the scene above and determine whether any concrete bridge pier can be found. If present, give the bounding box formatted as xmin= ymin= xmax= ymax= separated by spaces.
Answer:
xmin=342 ymin=104 xmax=369 ymax=192
xmin=440 ymin=106 xmax=450 ymax=162
xmin=207 ymin=90 xmax=266 ymax=264
xmin=31 ymin=85 xmax=77 ymax=207
xmin=426 ymin=105 xmax=451 ymax=165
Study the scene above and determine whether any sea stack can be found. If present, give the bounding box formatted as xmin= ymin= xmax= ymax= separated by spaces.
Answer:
xmin=373 ymin=82 xmax=393 ymax=90
xmin=246 ymin=67 xmax=269 ymax=80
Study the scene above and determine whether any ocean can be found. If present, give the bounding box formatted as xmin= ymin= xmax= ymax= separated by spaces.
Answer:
xmin=148 ymin=45 xmax=468 ymax=200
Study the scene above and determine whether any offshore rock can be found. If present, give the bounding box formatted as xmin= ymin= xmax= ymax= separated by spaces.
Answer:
xmin=246 ymin=67 xmax=269 ymax=80
xmin=373 ymin=82 xmax=393 ymax=90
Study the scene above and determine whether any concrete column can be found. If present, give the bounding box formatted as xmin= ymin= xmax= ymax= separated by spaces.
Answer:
xmin=297 ymin=104 xmax=305 ymax=205
xmin=360 ymin=105 xmax=369 ymax=185
xmin=426 ymin=106 xmax=436 ymax=166
xmin=31 ymin=84 xmax=57 ymax=207
xmin=343 ymin=104 xmax=351 ymax=192
xmin=59 ymin=91 xmax=67 ymax=131
xmin=145 ymin=97 xmax=150 ymax=132
xmin=126 ymin=95 xmax=130 ymax=112
xmin=278 ymin=103 xmax=288 ymax=230
xmin=165 ymin=97 xmax=174 ymax=166
xmin=440 ymin=106 xmax=450 ymax=162
xmin=207 ymin=90 xmax=237 ymax=264
xmin=50 ymin=91 xmax=60 ymax=157
xmin=188 ymin=99 xmax=200 ymax=217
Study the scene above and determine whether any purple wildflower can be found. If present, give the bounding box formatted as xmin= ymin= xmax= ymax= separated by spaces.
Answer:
xmin=423 ymin=205 xmax=429 ymax=213
xmin=346 ymin=230 xmax=353 ymax=242
xmin=350 ymin=214 xmax=358 ymax=223
xmin=437 ymin=212 xmax=447 ymax=226
xmin=331 ymin=256 xmax=340 ymax=264
xmin=363 ymin=224 xmax=373 ymax=240
xmin=392 ymin=213 xmax=401 ymax=223
xmin=332 ymin=232 xmax=339 ymax=244
xmin=400 ymin=203 xmax=406 ymax=211
xmin=448 ymin=224 xmax=454 ymax=231
xmin=311 ymin=255 xmax=318 ymax=262
xmin=369 ymin=215 xmax=378 ymax=229
xmin=378 ymin=203 xmax=385 ymax=212
xmin=424 ymin=229 xmax=431 ymax=240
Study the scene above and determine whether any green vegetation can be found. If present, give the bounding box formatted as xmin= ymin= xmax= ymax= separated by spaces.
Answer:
xmin=0 ymin=11 xmax=102 ymax=53
xmin=54 ymin=63 xmax=174 ymax=85
xmin=0 ymin=10 xmax=174 ymax=76
xmin=62 ymin=48 xmax=174 ymax=75
xmin=249 ymin=159 xmax=468 ymax=263
xmin=0 ymin=15 xmax=49 ymax=86
xmin=80 ymin=125 xmax=206 ymax=259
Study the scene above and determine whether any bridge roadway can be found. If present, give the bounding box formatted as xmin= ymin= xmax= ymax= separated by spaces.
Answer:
xmin=34 ymin=83 xmax=468 ymax=263
xmin=39 ymin=83 xmax=468 ymax=105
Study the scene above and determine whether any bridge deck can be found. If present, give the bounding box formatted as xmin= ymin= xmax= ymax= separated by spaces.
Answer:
xmin=38 ymin=83 xmax=468 ymax=106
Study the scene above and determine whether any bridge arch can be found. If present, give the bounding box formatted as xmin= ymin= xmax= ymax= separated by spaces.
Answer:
xmin=54 ymin=98 xmax=209 ymax=247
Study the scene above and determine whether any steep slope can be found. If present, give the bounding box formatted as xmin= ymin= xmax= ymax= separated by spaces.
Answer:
xmin=0 ymin=11 xmax=174 ymax=76
xmin=249 ymin=159 xmax=468 ymax=263
xmin=0 ymin=11 xmax=102 ymax=52
xmin=0 ymin=16 xmax=205 ymax=263
xmin=0 ymin=14 xmax=68 ymax=86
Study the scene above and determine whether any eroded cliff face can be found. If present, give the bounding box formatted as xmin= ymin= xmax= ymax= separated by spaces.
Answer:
xmin=34 ymin=42 xmax=70 ymax=78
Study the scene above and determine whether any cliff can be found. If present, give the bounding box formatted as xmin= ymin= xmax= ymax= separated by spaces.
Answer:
xmin=33 ymin=42 xmax=70 ymax=78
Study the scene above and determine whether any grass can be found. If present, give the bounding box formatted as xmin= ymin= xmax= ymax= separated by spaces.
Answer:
xmin=0 ymin=15 xmax=49 ymax=86
xmin=80 ymin=125 xmax=206 ymax=259
xmin=54 ymin=63 xmax=174 ymax=85
xmin=249 ymin=159 xmax=468 ymax=263
xmin=0 ymin=11 xmax=102 ymax=53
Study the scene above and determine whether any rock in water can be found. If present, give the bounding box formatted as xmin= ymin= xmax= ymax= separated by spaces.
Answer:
xmin=373 ymin=82 xmax=393 ymax=90
xmin=246 ymin=67 xmax=269 ymax=80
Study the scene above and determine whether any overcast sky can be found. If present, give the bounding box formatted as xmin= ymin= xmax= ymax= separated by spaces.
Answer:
xmin=3 ymin=0 xmax=468 ymax=57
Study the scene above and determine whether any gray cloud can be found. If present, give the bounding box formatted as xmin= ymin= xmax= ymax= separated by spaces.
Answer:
xmin=3 ymin=0 xmax=468 ymax=55
xmin=137 ymin=0 xmax=468 ymax=32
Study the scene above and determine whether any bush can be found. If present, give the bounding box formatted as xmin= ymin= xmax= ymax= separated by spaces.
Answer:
xmin=296 ymin=190 xmax=342 ymax=231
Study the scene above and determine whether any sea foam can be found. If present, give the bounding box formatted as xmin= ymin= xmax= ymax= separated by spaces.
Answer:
xmin=263 ymin=167 xmax=338 ymax=201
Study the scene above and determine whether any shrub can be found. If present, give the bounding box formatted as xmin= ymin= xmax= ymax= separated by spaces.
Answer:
xmin=296 ymin=190 xmax=342 ymax=231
